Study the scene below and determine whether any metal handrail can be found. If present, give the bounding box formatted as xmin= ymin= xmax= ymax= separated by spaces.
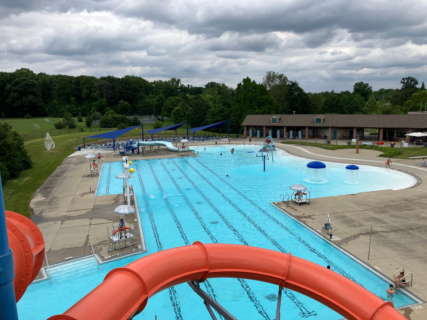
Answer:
xmin=393 ymin=268 xmax=404 ymax=278
xmin=45 ymin=252 xmax=52 ymax=280
xmin=88 ymin=240 xmax=95 ymax=256
xmin=403 ymin=273 xmax=413 ymax=287
xmin=280 ymin=194 xmax=290 ymax=202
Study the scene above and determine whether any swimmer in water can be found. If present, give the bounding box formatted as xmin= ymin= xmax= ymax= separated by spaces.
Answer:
xmin=231 ymin=148 xmax=235 ymax=154
xmin=220 ymin=153 xmax=223 ymax=155
xmin=226 ymin=175 xmax=229 ymax=177
xmin=204 ymin=147 xmax=206 ymax=151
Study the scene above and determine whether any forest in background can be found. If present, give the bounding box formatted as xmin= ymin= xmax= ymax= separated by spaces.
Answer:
xmin=1 ymin=68 xmax=426 ymax=134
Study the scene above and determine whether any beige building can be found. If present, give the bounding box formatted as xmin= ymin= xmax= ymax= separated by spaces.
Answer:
xmin=241 ymin=114 xmax=427 ymax=142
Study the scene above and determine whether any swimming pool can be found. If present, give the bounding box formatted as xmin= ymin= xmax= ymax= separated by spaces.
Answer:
xmin=18 ymin=145 xmax=418 ymax=319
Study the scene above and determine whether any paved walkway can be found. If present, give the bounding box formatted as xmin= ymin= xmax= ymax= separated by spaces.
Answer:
xmin=272 ymin=142 xmax=427 ymax=319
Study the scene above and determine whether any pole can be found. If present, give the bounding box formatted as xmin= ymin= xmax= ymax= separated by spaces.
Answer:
xmin=186 ymin=122 xmax=189 ymax=139
xmin=227 ymin=120 xmax=229 ymax=139
xmin=126 ymin=172 xmax=130 ymax=206
xmin=175 ymin=130 xmax=177 ymax=147
xmin=113 ymin=139 xmax=115 ymax=152
xmin=83 ymin=138 xmax=85 ymax=149
xmin=356 ymin=137 xmax=359 ymax=154
xmin=0 ymin=176 xmax=19 ymax=320
xmin=368 ymin=225 xmax=372 ymax=260
xmin=142 ymin=125 xmax=144 ymax=141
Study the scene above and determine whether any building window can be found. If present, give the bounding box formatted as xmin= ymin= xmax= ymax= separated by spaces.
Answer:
xmin=396 ymin=131 xmax=408 ymax=138
xmin=315 ymin=118 xmax=322 ymax=124
xmin=272 ymin=117 xmax=277 ymax=123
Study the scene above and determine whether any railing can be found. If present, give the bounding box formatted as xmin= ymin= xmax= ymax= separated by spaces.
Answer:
xmin=404 ymin=273 xmax=413 ymax=287
xmin=280 ymin=194 xmax=290 ymax=202
xmin=45 ymin=252 xmax=52 ymax=281
xmin=393 ymin=268 xmax=404 ymax=278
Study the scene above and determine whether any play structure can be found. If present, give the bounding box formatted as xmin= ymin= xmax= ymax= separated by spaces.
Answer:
xmin=256 ymin=136 xmax=274 ymax=171
xmin=48 ymin=242 xmax=405 ymax=320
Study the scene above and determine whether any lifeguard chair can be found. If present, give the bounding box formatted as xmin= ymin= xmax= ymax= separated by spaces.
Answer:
xmin=108 ymin=221 xmax=137 ymax=253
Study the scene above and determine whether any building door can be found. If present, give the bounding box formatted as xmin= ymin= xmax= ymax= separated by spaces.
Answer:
xmin=333 ymin=130 xmax=337 ymax=140
xmin=349 ymin=130 xmax=353 ymax=139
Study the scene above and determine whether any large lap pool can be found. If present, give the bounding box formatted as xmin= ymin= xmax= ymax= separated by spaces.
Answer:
xmin=18 ymin=145 xmax=418 ymax=319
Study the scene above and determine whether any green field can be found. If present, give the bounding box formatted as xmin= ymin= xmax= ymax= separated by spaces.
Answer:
xmin=2 ymin=117 xmax=92 ymax=134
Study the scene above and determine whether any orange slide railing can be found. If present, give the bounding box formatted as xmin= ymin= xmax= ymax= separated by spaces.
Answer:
xmin=49 ymin=242 xmax=405 ymax=320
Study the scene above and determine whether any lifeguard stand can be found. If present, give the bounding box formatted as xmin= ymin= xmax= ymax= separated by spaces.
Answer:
xmin=108 ymin=221 xmax=137 ymax=253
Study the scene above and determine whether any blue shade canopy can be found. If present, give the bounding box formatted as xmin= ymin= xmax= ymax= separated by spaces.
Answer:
xmin=145 ymin=123 xmax=186 ymax=135
xmin=85 ymin=125 xmax=142 ymax=140
xmin=307 ymin=161 xmax=326 ymax=169
xmin=190 ymin=121 xmax=227 ymax=133
xmin=346 ymin=165 xmax=359 ymax=170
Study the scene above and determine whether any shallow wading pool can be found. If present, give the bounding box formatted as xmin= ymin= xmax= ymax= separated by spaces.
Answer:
xmin=18 ymin=145 xmax=418 ymax=319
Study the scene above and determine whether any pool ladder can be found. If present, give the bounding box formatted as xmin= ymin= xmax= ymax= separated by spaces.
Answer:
xmin=393 ymin=268 xmax=413 ymax=287
xmin=280 ymin=194 xmax=290 ymax=202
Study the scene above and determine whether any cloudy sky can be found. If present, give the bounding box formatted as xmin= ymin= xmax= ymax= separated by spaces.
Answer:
xmin=0 ymin=0 xmax=426 ymax=92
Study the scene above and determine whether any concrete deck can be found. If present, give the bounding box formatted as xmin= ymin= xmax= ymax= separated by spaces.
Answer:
xmin=272 ymin=142 xmax=427 ymax=319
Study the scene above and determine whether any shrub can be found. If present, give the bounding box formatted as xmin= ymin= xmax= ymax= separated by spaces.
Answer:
xmin=118 ymin=122 xmax=128 ymax=130
xmin=85 ymin=115 xmax=92 ymax=128
xmin=130 ymin=115 xmax=141 ymax=126
xmin=77 ymin=113 xmax=83 ymax=122
xmin=0 ymin=162 xmax=10 ymax=185
xmin=91 ymin=112 xmax=102 ymax=121
xmin=54 ymin=121 xmax=67 ymax=129
xmin=153 ymin=121 xmax=163 ymax=129
xmin=100 ymin=114 xmax=130 ymax=128
xmin=24 ymin=114 xmax=32 ymax=119
xmin=68 ymin=118 xmax=77 ymax=129
xmin=79 ymin=127 xmax=85 ymax=132
xmin=0 ymin=123 xmax=32 ymax=182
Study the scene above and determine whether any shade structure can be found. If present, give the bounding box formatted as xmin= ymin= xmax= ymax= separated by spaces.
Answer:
xmin=405 ymin=132 xmax=427 ymax=137
xmin=145 ymin=123 xmax=186 ymax=135
xmin=289 ymin=184 xmax=307 ymax=191
xmin=190 ymin=121 xmax=227 ymax=133
xmin=83 ymin=125 xmax=144 ymax=150
xmin=114 ymin=205 xmax=135 ymax=215
xmin=84 ymin=154 xmax=96 ymax=159
xmin=307 ymin=161 xmax=326 ymax=169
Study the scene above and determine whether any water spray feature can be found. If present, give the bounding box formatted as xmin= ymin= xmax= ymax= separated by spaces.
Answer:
xmin=306 ymin=161 xmax=327 ymax=183
xmin=345 ymin=165 xmax=359 ymax=184
xmin=256 ymin=136 xmax=274 ymax=172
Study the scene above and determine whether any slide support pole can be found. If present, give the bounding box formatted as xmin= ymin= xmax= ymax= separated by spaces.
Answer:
xmin=276 ymin=286 xmax=283 ymax=320
xmin=0 ymin=176 xmax=19 ymax=320
xmin=188 ymin=281 xmax=237 ymax=320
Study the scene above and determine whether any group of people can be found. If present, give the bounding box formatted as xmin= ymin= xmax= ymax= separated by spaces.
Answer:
xmin=386 ymin=271 xmax=408 ymax=301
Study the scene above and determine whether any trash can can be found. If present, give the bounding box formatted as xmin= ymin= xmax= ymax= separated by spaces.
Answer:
xmin=78 ymin=145 xmax=81 ymax=151
xmin=236 ymin=134 xmax=239 ymax=138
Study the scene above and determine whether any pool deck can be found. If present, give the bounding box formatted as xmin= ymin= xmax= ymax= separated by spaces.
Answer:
xmin=272 ymin=142 xmax=427 ymax=319
xmin=28 ymin=138 xmax=427 ymax=318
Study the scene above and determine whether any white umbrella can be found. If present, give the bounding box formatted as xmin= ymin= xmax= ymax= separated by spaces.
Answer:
xmin=181 ymin=139 xmax=189 ymax=143
xmin=114 ymin=205 xmax=135 ymax=215
xmin=289 ymin=184 xmax=307 ymax=191
xmin=84 ymin=154 xmax=96 ymax=159
xmin=405 ymin=132 xmax=427 ymax=137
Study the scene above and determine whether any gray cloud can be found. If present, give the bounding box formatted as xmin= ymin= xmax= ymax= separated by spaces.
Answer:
xmin=0 ymin=0 xmax=426 ymax=92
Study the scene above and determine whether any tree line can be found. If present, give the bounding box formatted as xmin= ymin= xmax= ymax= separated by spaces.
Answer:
xmin=1 ymin=68 xmax=426 ymax=134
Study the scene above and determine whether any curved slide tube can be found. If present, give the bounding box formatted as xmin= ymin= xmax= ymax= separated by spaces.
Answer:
xmin=6 ymin=211 xmax=45 ymax=302
xmin=49 ymin=242 xmax=405 ymax=320
xmin=138 ymin=141 xmax=194 ymax=153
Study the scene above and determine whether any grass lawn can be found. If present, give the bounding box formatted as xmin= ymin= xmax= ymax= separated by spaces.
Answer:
xmin=3 ymin=122 xmax=237 ymax=217
xmin=2 ymin=133 xmax=88 ymax=217
xmin=2 ymin=117 xmax=92 ymax=135
xmin=281 ymin=141 xmax=427 ymax=159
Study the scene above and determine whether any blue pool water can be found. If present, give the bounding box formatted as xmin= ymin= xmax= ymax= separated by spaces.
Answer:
xmin=18 ymin=145 xmax=417 ymax=319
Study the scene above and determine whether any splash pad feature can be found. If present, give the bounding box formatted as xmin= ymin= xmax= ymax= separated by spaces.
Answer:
xmin=346 ymin=165 xmax=359 ymax=184
xmin=256 ymin=136 xmax=274 ymax=172
xmin=306 ymin=161 xmax=327 ymax=183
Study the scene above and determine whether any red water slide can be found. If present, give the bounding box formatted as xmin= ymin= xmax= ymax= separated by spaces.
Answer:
xmin=6 ymin=211 xmax=45 ymax=302
xmin=49 ymin=242 xmax=405 ymax=320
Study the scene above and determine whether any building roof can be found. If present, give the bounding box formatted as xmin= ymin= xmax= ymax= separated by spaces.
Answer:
xmin=242 ymin=114 xmax=427 ymax=129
